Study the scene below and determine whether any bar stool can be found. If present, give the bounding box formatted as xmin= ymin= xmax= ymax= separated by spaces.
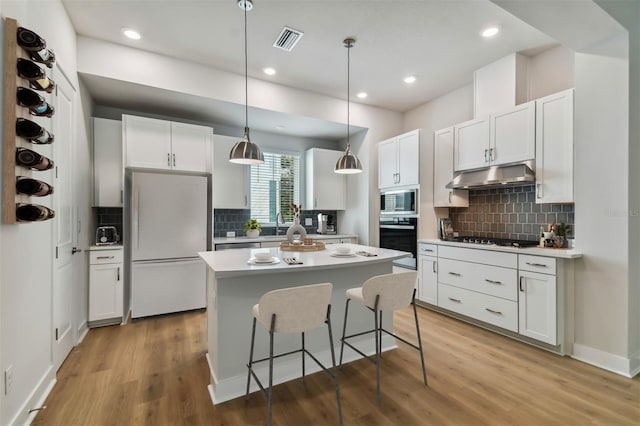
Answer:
xmin=246 ymin=282 xmax=342 ymax=425
xmin=339 ymin=271 xmax=427 ymax=405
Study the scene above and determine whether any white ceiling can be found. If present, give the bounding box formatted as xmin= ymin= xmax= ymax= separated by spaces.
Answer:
xmin=63 ymin=0 xmax=558 ymax=138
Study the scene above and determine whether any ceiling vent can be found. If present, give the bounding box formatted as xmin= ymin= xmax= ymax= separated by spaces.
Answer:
xmin=273 ymin=26 xmax=304 ymax=52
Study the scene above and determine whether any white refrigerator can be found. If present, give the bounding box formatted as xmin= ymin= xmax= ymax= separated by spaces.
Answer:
xmin=128 ymin=171 xmax=209 ymax=318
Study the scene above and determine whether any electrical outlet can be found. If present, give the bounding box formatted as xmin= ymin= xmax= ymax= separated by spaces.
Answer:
xmin=5 ymin=365 xmax=13 ymax=395
xmin=226 ymin=231 xmax=236 ymax=238
xmin=305 ymin=218 xmax=312 ymax=226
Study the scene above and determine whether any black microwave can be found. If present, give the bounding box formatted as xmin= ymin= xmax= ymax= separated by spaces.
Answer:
xmin=380 ymin=189 xmax=418 ymax=216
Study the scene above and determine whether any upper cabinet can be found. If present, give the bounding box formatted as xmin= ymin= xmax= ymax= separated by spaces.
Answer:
xmin=433 ymin=127 xmax=468 ymax=207
xmin=454 ymin=101 xmax=535 ymax=172
xmin=306 ymin=148 xmax=346 ymax=210
xmin=123 ymin=115 xmax=212 ymax=173
xmin=212 ymin=134 xmax=249 ymax=209
xmin=93 ymin=117 xmax=123 ymax=207
xmin=535 ymin=89 xmax=574 ymax=203
xmin=378 ymin=129 xmax=420 ymax=190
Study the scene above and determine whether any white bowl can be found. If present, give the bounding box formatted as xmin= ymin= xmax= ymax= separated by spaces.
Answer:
xmin=254 ymin=252 xmax=273 ymax=262
xmin=334 ymin=245 xmax=351 ymax=255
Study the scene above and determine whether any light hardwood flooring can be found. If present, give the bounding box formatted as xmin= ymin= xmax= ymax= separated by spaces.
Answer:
xmin=33 ymin=307 xmax=639 ymax=425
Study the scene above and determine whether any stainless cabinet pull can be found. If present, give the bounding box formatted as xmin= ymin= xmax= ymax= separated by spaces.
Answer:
xmin=485 ymin=279 xmax=502 ymax=285
xmin=484 ymin=149 xmax=489 ymax=162
xmin=121 ymin=190 xmax=123 ymax=203
xmin=448 ymin=272 xmax=461 ymax=276
xmin=244 ymin=195 xmax=248 ymax=207
xmin=485 ymin=308 xmax=502 ymax=315
xmin=167 ymin=153 xmax=171 ymax=166
xmin=432 ymin=261 xmax=437 ymax=274
xmin=519 ymin=276 xmax=524 ymax=292
xmin=117 ymin=267 xmax=120 ymax=281
xmin=421 ymin=248 xmax=434 ymax=252
xmin=96 ymin=256 xmax=115 ymax=259
xmin=490 ymin=148 xmax=495 ymax=161
xmin=315 ymin=198 xmax=317 ymax=208
xmin=536 ymin=183 xmax=543 ymax=198
xmin=526 ymin=262 xmax=547 ymax=267
xmin=172 ymin=153 xmax=176 ymax=167
xmin=448 ymin=297 xmax=461 ymax=303
xmin=448 ymin=191 xmax=452 ymax=204
xmin=397 ymin=172 xmax=400 ymax=183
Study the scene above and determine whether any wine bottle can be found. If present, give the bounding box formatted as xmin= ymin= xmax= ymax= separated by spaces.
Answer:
xmin=16 ymin=176 xmax=54 ymax=196
xmin=17 ymin=58 xmax=55 ymax=93
xmin=16 ymin=147 xmax=54 ymax=171
xmin=17 ymin=26 xmax=55 ymax=68
xmin=16 ymin=203 xmax=55 ymax=222
xmin=16 ymin=87 xmax=55 ymax=117
xmin=16 ymin=118 xmax=54 ymax=144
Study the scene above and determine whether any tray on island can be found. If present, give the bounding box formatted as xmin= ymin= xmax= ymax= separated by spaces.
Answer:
xmin=280 ymin=241 xmax=326 ymax=251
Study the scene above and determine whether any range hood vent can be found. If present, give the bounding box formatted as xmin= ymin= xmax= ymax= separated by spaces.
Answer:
xmin=273 ymin=27 xmax=304 ymax=52
xmin=446 ymin=160 xmax=535 ymax=190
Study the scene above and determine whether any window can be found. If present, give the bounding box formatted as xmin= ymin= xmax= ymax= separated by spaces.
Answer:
xmin=250 ymin=152 xmax=300 ymax=223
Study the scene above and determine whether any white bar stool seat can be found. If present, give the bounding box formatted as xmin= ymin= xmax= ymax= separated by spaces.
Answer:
xmin=246 ymin=282 xmax=342 ymax=425
xmin=339 ymin=271 xmax=427 ymax=405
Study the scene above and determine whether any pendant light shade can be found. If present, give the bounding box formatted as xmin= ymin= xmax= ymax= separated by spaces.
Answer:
xmin=335 ymin=37 xmax=362 ymax=174
xmin=229 ymin=0 xmax=264 ymax=165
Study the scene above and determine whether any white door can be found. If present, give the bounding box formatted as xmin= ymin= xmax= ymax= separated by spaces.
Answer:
xmin=170 ymin=122 xmax=211 ymax=172
xmin=419 ymin=255 xmax=438 ymax=305
xmin=123 ymin=115 xmax=172 ymax=169
xmin=396 ymin=130 xmax=420 ymax=187
xmin=213 ymin=135 xmax=249 ymax=209
xmin=378 ymin=138 xmax=397 ymax=189
xmin=490 ymin=101 xmax=536 ymax=166
xmin=518 ymin=271 xmax=557 ymax=345
xmin=52 ymin=66 xmax=76 ymax=371
xmin=308 ymin=148 xmax=346 ymax=210
xmin=454 ymin=117 xmax=490 ymax=171
xmin=89 ymin=263 xmax=123 ymax=322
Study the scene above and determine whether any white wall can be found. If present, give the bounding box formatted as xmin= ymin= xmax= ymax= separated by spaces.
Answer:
xmin=528 ymin=45 xmax=575 ymax=100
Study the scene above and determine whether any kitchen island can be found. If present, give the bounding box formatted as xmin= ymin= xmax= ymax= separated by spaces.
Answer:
xmin=198 ymin=244 xmax=411 ymax=404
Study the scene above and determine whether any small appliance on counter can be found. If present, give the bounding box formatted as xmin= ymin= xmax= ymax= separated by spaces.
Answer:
xmin=95 ymin=226 xmax=119 ymax=245
xmin=317 ymin=213 xmax=336 ymax=234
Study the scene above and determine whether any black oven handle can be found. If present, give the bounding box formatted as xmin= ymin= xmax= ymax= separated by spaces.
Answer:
xmin=380 ymin=225 xmax=416 ymax=230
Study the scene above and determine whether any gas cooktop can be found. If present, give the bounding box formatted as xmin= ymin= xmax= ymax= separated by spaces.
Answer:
xmin=446 ymin=236 xmax=539 ymax=248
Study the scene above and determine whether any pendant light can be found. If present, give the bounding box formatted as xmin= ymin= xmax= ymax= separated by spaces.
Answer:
xmin=229 ymin=0 xmax=264 ymax=165
xmin=335 ymin=38 xmax=362 ymax=174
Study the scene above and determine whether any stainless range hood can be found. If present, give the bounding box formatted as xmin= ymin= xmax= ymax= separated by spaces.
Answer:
xmin=446 ymin=160 xmax=535 ymax=189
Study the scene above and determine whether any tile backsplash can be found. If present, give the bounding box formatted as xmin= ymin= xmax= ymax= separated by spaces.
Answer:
xmin=449 ymin=184 xmax=574 ymax=241
xmin=214 ymin=209 xmax=337 ymax=238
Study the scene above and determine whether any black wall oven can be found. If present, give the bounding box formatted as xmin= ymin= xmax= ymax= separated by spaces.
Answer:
xmin=379 ymin=216 xmax=417 ymax=270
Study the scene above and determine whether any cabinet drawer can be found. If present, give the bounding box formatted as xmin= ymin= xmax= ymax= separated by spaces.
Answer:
xmin=90 ymin=249 xmax=123 ymax=265
xmin=438 ymin=284 xmax=518 ymax=332
xmin=418 ymin=243 xmax=438 ymax=256
xmin=438 ymin=258 xmax=517 ymax=301
xmin=438 ymin=246 xmax=517 ymax=268
xmin=519 ymin=255 xmax=556 ymax=275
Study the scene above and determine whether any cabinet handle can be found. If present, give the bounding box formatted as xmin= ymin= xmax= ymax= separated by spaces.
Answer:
xmin=448 ymin=191 xmax=452 ymax=204
xmin=484 ymin=149 xmax=489 ymax=162
xmin=448 ymin=297 xmax=461 ymax=303
xmin=173 ymin=153 xmax=176 ymax=167
xmin=490 ymin=148 xmax=495 ymax=161
xmin=485 ymin=279 xmax=502 ymax=285
xmin=432 ymin=261 xmax=437 ymax=274
xmin=519 ymin=276 xmax=524 ymax=292
xmin=117 ymin=267 xmax=120 ymax=281
xmin=397 ymin=172 xmax=400 ymax=183
xmin=120 ymin=190 xmax=123 ymax=203
xmin=526 ymin=262 xmax=547 ymax=267
xmin=448 ymin=272 xmax=461 ymax=277
xmin=315 ymin=198 xmax=317 ymax=208
xmin=96 ymin=256 xmax=115 ymax=259
xmin=244 ymin=195 xmax=248 ymax=207
xmin=485 ymin=308 xmax=502 ymax=315
xmin=421 ymin=248 xmax=434 ymax=252
xmin=167 ymin=153 xmax=171 ymax=166
xmin=536 ymin=183 xmax=543 ymax=198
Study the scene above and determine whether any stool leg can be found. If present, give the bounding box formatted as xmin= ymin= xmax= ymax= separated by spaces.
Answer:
xmin=268 ymin=314 xmax=276 ymax=426
xmin=246 ymin=317 xmax=257 ymax=398
xmin=374 ymin=295 xmax=381 ymax=406
xmin=302 ymin=332 xmax=306 ymax=378
xmin=412 ymin=291 xmax=428 ymax=385
xmin=378 ymin=310 xmax=383 ymax=357
xmin=339 ymin=298 xmax=351 ymax=366
xmin=326 ymin=305 xmax=343 ymax=424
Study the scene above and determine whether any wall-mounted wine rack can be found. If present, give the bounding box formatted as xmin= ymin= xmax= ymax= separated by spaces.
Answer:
xmin=3 ymin=17 xmax=56 ymax=223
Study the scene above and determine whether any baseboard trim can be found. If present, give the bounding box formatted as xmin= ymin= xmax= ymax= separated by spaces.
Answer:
xmin=9 ymin=366 xmax=56 ymax=426
xmin=76 ymin=320 xmax=89 ymax=345
xmin=572 ymin=343 xmax=637 ymax=378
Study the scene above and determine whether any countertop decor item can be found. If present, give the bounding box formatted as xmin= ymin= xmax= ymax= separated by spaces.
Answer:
xmin=335 ymin=38 xmax=362 ymax=174
xmin=280 ymin=241 xmax=325 ymax=252
xmin=286 ymin=203 xmax=307 ymax=243
xmin=245 ymin=218 xmax=261 ymax=238
xmin=229 ymin=0 xmax=264 ymax=165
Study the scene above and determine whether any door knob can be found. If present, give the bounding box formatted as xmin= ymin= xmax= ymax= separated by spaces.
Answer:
xmin=72 ymin=247 xmax=82 ymax=254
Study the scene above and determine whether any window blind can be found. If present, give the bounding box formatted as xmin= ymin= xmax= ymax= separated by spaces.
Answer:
xmin=250 ymin=152 xmax=300 ymax=223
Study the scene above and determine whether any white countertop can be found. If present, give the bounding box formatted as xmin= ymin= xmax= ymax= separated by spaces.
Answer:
xmin=213 ymin=233 xmax=357 ymax=244
xmin=199 ymin=243 xmax=410 ymax=278
xmin=418 ymin=239 xmax=582 ymax=259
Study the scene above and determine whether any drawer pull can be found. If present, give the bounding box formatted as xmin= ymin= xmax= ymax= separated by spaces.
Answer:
xmin=448 ymin=297 xmax=461 ymax=303
xmin=117 ymin=267 xmax=120 ymax=281
xmin=96 ymin=256 xmax=115 ymax=259
xmin=432 ymin=261 xmax=437 ymax=274
xmin=519 ymin=276 xmax=524 ymax=292
xmin=485 ymin=279 xmax=502 ymax=285
xmin=421 ymin=248 xmax=434 ymax=252
xmin=526 ymin=262 xmax=547 ymax=267
xmin=485 ymin=308 xmax=502 ymax=315
xmin=448 ymin=272 xmax=461 ymax=277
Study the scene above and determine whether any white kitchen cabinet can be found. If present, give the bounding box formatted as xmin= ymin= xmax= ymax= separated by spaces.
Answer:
xmin=306 ymin=148 xmax=346 ymax=210
xmin=89 ymin=247 xmax=124 ymax=325
xmin=454 ymin=101 xmax=535 ymax=172
xmin=518 ymin=269 xmax=557 ymax=345
xmin=535 ymin=89 xmax=574 ymax=203
xmin=123 ymin=115 xmax=212 ymax=173
xmin=93 ymin=117 xmax=123 ymax=207
xmin=433 ymin=127 xmax=468 ymax=207
xmin=378 ymin=129 xmax=420 ymax=190
xmin=213 ymin=134 xmax=249 ymax=209
xmin=418 ymin=243 xmax=438 ymax=305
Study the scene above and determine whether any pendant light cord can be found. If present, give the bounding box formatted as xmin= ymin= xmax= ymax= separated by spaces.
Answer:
xmin=244 ymin=2 xmax=249 ymax=129
xmin=346 ymin=40 xmax=350 ymax=150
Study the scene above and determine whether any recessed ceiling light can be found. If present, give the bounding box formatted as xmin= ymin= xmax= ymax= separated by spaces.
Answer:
xmin=263 ymin=67 xmax=276 ymax=76
xmin=403 ymin=75 xmax=416 ymax=84
xmin=122 ymin=28 xmax=141 ymax=40
xmin=356 ymin=92 xmax=367 ymax=99
xmin=481 ymin=25 xmax=500 ymax=38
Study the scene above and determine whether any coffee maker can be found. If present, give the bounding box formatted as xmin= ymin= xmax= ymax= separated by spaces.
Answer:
xmin=317 ymin=213 xmax=336 ymax=234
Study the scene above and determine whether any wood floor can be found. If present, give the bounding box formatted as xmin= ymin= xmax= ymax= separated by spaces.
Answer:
xmin=33 ymin=306 xmax=639 ymax=425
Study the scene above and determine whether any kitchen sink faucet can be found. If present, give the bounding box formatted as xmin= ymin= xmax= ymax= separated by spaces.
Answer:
xmin=275 ymin=212 xmax=285 ymax=235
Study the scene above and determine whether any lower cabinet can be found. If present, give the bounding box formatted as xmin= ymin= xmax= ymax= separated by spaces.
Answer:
xmin=89 ymin=247 xmax=124 ymax=326
xmin=418 ymin=243 xmax=438 ymax=305
xmin=518 ymin=256 xmax=558 ymax=345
